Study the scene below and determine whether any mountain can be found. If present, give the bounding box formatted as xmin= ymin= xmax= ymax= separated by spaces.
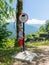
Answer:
xmin=25 ymin=24 xmax=41 ymax=35
xmin=7 ymin=22 xmax=42 ymax=38
xmin=7 ymin=22 xmax=16 ymax=38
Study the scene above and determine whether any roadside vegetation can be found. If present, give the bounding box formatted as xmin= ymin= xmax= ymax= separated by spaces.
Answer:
xmin=25 ymin=40 xmax=49 ymax=47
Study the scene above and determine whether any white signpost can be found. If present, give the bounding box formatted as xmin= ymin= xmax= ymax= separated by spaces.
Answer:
xmin=12 ymin=13 xmax=37 ymax=62
xmin=19 ymin=13 xmax=28 ymax=23
xmin=19 ymin=13 xmax=28 ymax=51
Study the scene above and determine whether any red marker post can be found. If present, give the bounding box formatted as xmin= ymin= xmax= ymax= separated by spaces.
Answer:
xmin=18 ymin=28 xmax=23 ymax=47
xmin=19 ymin=13 xmax=28 ymax=51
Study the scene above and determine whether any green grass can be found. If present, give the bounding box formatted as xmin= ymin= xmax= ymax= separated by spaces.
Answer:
xmin=25 ymin=40 xmax=49 ymax=47
xmin=0 ymin=40 xmax=49 ymax=65
xmin=0 ymin=47 xmax=21 ymax=65
xmin=0 ymin=38 xmax=21 ymax=65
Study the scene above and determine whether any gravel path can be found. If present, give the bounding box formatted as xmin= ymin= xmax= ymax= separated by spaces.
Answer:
xmin=12 ymin=46 xmax=49 ymax=65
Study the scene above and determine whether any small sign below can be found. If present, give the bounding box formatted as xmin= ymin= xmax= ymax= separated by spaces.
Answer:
xmin=19 ymin=13 xmax=28 ymax=23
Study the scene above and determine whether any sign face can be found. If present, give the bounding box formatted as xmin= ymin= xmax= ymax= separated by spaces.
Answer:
xmin=19 ymin=13 xmax=28 ymax=23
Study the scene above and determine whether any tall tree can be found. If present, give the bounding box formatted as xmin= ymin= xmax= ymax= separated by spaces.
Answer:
xmin=0 ymin=0 xmax=14 ymax=46
xmin=15 ymin=0 xmax=23 ymax=45
xmin=0 ymin=0 xmax=14 ymax=24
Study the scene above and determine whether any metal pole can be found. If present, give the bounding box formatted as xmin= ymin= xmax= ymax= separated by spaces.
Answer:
xmin=23 ymin=23 xmax=25 ymax=51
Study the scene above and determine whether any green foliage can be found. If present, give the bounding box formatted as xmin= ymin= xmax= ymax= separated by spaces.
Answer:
xmin=2 ymin=38 xmax=14 ymax=48
xmin=0 ymin=0 xmax=14 ymax=23
xmin=37 ymin=26 xmax=45 ymax=34
xmin=0 ymin=22 xmax=13 ymax=48
xmin=0 ymin=0 xmax=4 ymax=8
xmin=45 ymin=20 xmax=49 ymax=32
xmin=14 ymin=40 xmax=19 ymax=47
xmin=39 ymin=26 xmax=45 ymax=32
xmin=0 ymin=0 xmax=16 ymax=48
xmin=0 ymin=23 xmax=12 ymax=42
xmin=0 ymin=39 xmax=14 ymax=48
xmin=9 ymin=0 xmax=13 ymax=3
xmin=0 ymin=47 xmax=20 ymax=65
xmin=26 ymin=40 xmax=49 ymax=47
xmin=37 ymin=20 xmax=49 ymax=34
xmin=27 ymin=34 xmax=33 ymax=38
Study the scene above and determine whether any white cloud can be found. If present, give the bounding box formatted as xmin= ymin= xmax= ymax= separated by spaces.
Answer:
xmin=26 ymin=19 xmax=46 ymax=25
xmin=6 ymin=17 xmax=46 ymax=25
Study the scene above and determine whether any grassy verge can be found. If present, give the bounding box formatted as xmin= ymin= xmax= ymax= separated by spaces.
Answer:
xmin=25 ymin=40 xmax=49 ymax=47
xmin=0 ymin=40 xmax=49 ymax=65
xmin=0 ymin=47 xmax=21 ymax=65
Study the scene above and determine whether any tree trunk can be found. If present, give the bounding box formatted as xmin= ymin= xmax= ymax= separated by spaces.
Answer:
xmin=15 ymin=0 xmax=23 ymax=46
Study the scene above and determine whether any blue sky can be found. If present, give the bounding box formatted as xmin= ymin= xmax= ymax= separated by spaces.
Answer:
xmin=7 ymin=0 xmax=49 ymax=24
xmin=12 ymin=0 xmax=49 ymax=20
xmin=23 ymin=0 xmax=49 ymax=20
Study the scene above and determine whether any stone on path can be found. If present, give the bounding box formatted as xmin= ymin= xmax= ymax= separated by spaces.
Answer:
xmin=12 ymin=50 xmax=37 ymax=62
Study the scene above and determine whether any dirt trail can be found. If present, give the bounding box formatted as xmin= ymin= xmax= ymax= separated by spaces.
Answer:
xmin=12 ymin=46 xmax=49 ymax=65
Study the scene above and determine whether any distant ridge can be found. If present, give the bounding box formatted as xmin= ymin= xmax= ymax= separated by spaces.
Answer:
xmin=7 ymin=22 xmax=41 ymax=38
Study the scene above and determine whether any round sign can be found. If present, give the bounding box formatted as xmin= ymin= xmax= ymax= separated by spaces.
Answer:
xmin=19 ymin=13 xmax=28 ymax=23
